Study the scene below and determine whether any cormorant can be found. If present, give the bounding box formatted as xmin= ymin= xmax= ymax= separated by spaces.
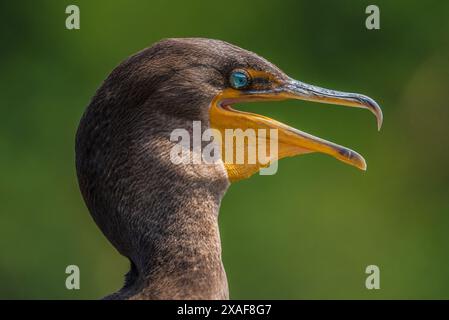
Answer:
xmin=75 ymin=38 xmax=382 ymax=299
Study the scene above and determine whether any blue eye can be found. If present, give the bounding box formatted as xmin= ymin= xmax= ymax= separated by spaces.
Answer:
xmin=230 ymin=70 xmax=250 ymax=89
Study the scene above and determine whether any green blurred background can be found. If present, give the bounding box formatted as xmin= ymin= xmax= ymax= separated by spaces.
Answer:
xmin=1 ymin=0 xmax=448 ymax=299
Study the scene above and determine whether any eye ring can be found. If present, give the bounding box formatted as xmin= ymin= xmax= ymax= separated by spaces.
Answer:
xmin=229 ymin=69 xmax=251 ymax=90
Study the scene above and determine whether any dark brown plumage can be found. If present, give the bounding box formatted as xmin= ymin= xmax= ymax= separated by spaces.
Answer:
xmin=76 ymin=37 xmax=381 ymax=300
xmin=75 ymin=38 xmax=285 ymax=299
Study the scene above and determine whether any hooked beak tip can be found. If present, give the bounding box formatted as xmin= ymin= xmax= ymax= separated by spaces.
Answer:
xmin=357 ymin=95 xmax=383 ymax=131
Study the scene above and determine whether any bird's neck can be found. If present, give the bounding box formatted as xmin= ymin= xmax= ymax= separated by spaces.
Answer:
xmin=107 ymin=130 xmax=230 ymax=300
xmin=111 ymin=186 xmax=229 ymax=300
xmin=140 ymin=189 xmax=228 ymax=299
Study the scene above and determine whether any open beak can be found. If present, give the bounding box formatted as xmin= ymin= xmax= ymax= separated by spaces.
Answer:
xmin=209 ymin=77 xmax=383 ymax=181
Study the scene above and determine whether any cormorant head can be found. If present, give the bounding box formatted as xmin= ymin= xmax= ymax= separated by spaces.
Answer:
xmin=76 ymin=38 xmax=383 ymax=281
xmin=126 ymin=38 xmax=382 ymax=181
xmin=79 ymin=38 xmax=382 ymax=187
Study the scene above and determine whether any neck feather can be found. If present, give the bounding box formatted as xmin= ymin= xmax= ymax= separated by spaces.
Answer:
xmin=103 ymin=125 xmax=230 ymax=299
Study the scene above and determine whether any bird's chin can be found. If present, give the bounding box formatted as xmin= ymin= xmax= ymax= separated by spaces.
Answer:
xmin=209 ymin=86 xmax=382 ymax=182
